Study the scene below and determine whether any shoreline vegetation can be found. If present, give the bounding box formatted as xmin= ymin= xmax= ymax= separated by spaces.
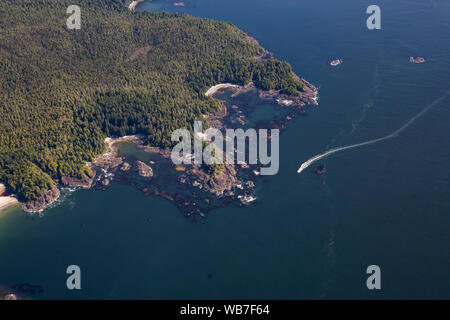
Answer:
xmin=86 ymin=81 xmax=318 ymax=217
xmin=89 ymin=78 xmax=317 ymax=213
xmin=0 ymin=0 xmax=317 ymax=215
xmin=0 ymin=77 xmax=317 ymax=214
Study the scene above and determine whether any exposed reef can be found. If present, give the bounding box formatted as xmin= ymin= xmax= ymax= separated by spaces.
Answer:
xmin=21 ymin=185 xmax=60 ymax=213
xmin=314 ymin=165 xmax=326 ymax=175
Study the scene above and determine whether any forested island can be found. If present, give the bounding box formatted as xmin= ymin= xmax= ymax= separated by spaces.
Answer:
xmin=0 ymin=0 xmax=312 ymax=212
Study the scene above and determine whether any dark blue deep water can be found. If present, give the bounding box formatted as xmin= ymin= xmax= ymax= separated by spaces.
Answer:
xmin=1 ymin=0 xmax=450 ymax=299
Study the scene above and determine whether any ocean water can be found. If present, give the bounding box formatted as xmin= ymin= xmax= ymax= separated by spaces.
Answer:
xmin=1 ymin=0 xmax=450 ymax=299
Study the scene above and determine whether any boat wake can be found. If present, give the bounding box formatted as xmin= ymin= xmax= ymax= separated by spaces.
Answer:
xmin=298 ymin=90 xmax=450 ymax=174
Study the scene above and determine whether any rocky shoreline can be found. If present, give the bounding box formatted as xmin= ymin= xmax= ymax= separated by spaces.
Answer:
xmin=1 ymin=29 xmax=318 ymax=215
xmin=4 ymin=76 xmax=318 ymax=215
xmin=0 ymin=283 xmax=43 ymax=300
xmin=21 ymin=185 xmax=60 ymax=213
xmin=136 ymin=161 xmax=154 ymax=177
xmin=205 ymin=79 xmax=317 ymax=131
xmin=3 ymin=136 xmax=143 ymax=213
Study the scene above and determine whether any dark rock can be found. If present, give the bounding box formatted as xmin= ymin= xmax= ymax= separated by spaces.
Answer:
xmin=3 ymin=293 xmax=18 ymax=300
xmin=21 ymin=185 xmax=60 ymax=213
xmin=314 ymin=165 xmax=326 ymax=175
xmin=246 ymin=180 xmax=255 ymax=188
xmin=136 ymin=161 xmax=154 ymax=177
xmin=329 ymin=59 xmax=343 ymax=66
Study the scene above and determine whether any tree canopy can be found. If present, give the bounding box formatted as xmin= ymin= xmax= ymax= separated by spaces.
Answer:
xmin=0 ymin=0 xmax=305 ymax=201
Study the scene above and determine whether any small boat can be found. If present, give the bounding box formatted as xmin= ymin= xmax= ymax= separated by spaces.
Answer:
xmin=329 ymin=59 xmax=343 ymax=67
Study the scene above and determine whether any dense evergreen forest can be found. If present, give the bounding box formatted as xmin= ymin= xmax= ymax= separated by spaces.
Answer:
xmin=0 ymin=0 xmax=306 ymax=201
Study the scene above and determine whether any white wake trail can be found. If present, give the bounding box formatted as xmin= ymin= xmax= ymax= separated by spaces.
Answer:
xmin=298 ymin=90 xmax=450 ymax=174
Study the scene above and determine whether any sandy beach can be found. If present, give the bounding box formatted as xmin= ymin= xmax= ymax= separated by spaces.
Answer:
xmin=0 ymin=183 xmax=18 ymax=212
xmin=0 ymin=196 xmax=18 ymax=212
xmin=205 ymin=83 xmax=240 ymax=97
xmin=128 ymin=0 xmax=145 ymax=11
xmin=103 ymin=134 xmax=146 ymax=157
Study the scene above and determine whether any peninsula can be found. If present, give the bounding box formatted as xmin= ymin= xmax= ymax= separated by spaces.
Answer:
xmin=0 ymin=0 xmax=316 ymax=213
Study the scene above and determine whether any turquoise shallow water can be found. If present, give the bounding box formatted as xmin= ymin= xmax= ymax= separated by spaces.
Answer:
xmin=1 ymin=0 xmax=450 ymax=299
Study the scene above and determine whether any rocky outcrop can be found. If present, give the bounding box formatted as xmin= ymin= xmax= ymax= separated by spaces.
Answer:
xmin=21 ymin=185 xmax=60 ymax=213
xmin=61 ymin=172 xmax=95 ymax=189
xmin=3 ymin=293 xmax=18 ymax=300
xmin=120 ymin=162 xmax=131 ymax=171
xmin=314 ymin=165 xmax=326 ymax=175
xmin=208 ymin=165 xmax=238 ymax=193
xmin=185 ymin=164 xmax=239 ymax=196
xmin=246 ymin=180 xmax=255 ymax=188
xmin=136 ymin=161 xmax=154 ymax=177
xmin=234 ymin=80 xmax=318 ymax=112
xmin=128 ymin=0 xmax=146 ymax=11
xmin=329 ymin=59 xmax=343 ymax=66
